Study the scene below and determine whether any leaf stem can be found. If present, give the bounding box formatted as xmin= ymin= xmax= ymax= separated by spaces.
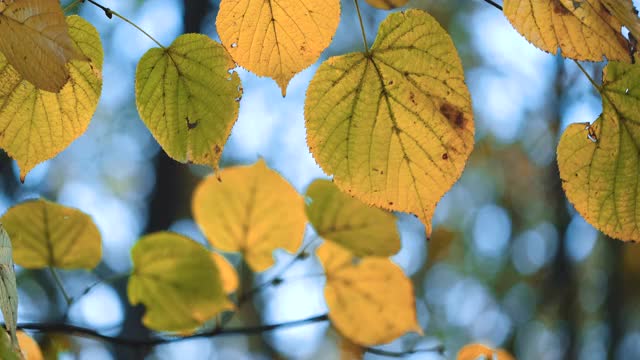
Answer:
xmin=48 ymin=268 xmax=72 ymax=306
xmin=574 ymin=61 xmax=602 ymax=93
xmin=84 ymin=0 xmax=166 ymax=49
xmin=63 ymin=0 xmax=84 ymax=12
xmin=353 ymin=0 xmax=370 ymax=54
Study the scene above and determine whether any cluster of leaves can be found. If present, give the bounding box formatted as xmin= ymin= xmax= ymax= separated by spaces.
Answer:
xmin=1 ymin=0 xmax=640 ymax=357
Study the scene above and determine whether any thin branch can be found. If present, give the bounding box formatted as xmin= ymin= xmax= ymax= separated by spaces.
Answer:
xmin=17 ymin=315 xmax=328 ymax=347
xmin=366 ymin=345 xmax=445 ymax=357
xmin=481 ymin=0 xmax=503 ymax=11
xmin=84 ymin=0 xmax=166 ymax=49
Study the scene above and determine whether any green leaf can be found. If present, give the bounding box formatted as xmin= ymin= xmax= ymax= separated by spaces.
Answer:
xmin=305 ymin=9 xmax=474 ymax=235
xmin=0 ymin=226 xmax=17 ymax=349
xmin=0 ymin=199 xmax=102 ymax=269
xmin=128 ymin=232 xmax=233 ymax=332
xmin=305 ymin=179 xmax=400 ymax=257
xmin=558 ymin=58 xmax=640 ymax=241
xmin=0 ymin=327 xmax=19 ymax=360
xmin=135 ymin=34 xmax=242 ymax=170
xmin=0 ymin=15 xmax=103 ymax=181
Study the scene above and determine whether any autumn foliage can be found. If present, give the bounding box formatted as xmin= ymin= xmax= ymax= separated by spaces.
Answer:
xmin=0 ymin=0 xmax=639 ymax=358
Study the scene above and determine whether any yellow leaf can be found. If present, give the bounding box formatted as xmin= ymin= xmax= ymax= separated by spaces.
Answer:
xmin=364 ymin=0 xmax=408 ymax=10
xmin=558 ymin=59 xmax=640 ymax=241
xmin=0 ymin=0 xmax=86 ymax=92
xmin=0 ymin=226 xmax=17 ymax=349
xmin=503 ymin=0 xmax=633 ymax=62
xmin=17 ymin=331 xmax=43 ymax=360
xmin=305 ymin=179 xmax=400 ymax=257
xmin=192 ymin=160 xmax=306 ymax=271
xmin=0 ymin=15 xmax=103 ymax=181
xmin=135 ymin=34 xmax=241 ymax=170
xmin=318 ymin=242 xmax=421 ymax=346
xmin=305 ymin=9 xmax=474 ymax=235
xmin=1 ymin=199 xmax=102 ymax=269
xmin=128 ymin=232 xmax=233 ymax=333
xmin=457 ymin=343 xmax=514 ymax=360
xmin=211 ymin=252 xmax=239 ymax=294
xmin=216 ymin=0 xmax=340 ymax=96
xmin=601 ymin=0 xmax=640 ymax=39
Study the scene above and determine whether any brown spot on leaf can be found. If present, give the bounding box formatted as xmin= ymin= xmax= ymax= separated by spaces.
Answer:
xmin=409 ymin=92 xmax=417 ymax=105
xmin=552 ymin=0 xmax=571 ymax=14
xmin=442 ymin=153 xmax=448 ymax=160
xmin=186 ymin=116 xmax=198 ymax=130
xmin=214 ymin=144 xmax=222 ymax=154
xmin=439 ymin=102 xmax=466 ymax=129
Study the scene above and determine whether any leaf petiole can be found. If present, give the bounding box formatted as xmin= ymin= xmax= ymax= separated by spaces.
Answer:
xmin=353 ymin=0 xmax=369 ymax=54
xmin=48 ymin=267 xmax=72 ymax=306
xmin=84 ymin=0 xmax=166 ymax=49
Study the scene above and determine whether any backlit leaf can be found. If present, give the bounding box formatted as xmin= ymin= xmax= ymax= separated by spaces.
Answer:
xmin=318 ymin=242 xmax=421 ymax=346
xmin=558 ymin=59 xmax=640 ymax=241
xmin=128 ymin=232 xmax=233 ymax=332
xmin=0 ymin=0 xmax=85 ymax=92
xmin=305 ymin=179 xmax=400 ymax=257
xmin=503 ymin=0 xmax=634 ymax=62
xmin=305 ymin=9 xmax=474 ymax=235
xmin=17 ymin=331 xmax=43 ymax=360
xmin=1 ymin=199 xmax=102 ymax=269
xmin=0 ymin=226 xmax=17 ymax=348
xmin=192 ymin=160 xmax=306 ymax=271
xmin=135 ymin=34 xmax=241 ymax=170
xmin=216 ymin=0 xmax=340 ymax=96
xmin=364 ymin=0 xmax=408 ymax=10
xmin=211 ymin=252 xmax=239 ymax=294
xmin=0 ymin=15 xmax=103 ymax=181
xmin=457 ymin=343 xmax=514 ymax=360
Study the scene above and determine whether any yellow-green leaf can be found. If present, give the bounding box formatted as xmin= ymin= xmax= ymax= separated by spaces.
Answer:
xmin=0 ymin=226 xmax=17 ymax=349
xmin=364 ymin=0 xmax=408 ymax=10
xmin=0 ymin=328 xmax=19 ymax=360
xmin=503 ymin=0 xmax=633 ymax=62
xmin=318 ymin=242 xmax=421 ymax=346
xmin=192 ymin=160 xmax=306 ymax=271
xmin=457 ymin=343 xmax=514 ymax=360
xmin=0 ymin=0 xmax=86 ymax=92
xmin=0 ymin=15 xmax=103 ymax=181
xmin=17 ymin=331 xmax=43 ymax=360
xmin=211 ymin=252 xmax=239 ymax=294
xmin=135 ymin=34 xmax=241 ymax=170
xmin=305 ymin=179 xmax=400 ymax=257
xmin=558 ymin=59 xmax=640 ymax=241
xmin=305 ymin=9 xmax=474 ymax=235
xmin=216 ymin=0 xmax=340 ymax=96
xmin=1 ymin=199 xmax=102 ymax=269
xmin=128 ymin=232 xmax=233 ymax=332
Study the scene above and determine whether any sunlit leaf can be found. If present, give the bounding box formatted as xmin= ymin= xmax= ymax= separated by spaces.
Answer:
xmin=0 ymin=0 xmax=86 ymax=92
xmin=1 ymin=199 xmax=102 ymax=269
xmin=0 ymin=226 xmax=17 ymax=349
xmin=128 ymin=232 xmax=233 ymax=332
xmin=305 ymin=9 xmax=474 ymax=235
xmin=318 ymin=242 xmax=421 ymax=346
xmin=211 ymin=252 xmax=239 ymax=294
xmin=0 ymin=15 xmax=103 ymax=181
xmin=17 ymin=331 xmax=43 ymax=360
xmin=135 ymin=34 xmax=241 ymax=170
xmin=364 ymin=0 xmax=408 ymax=10
xmin=192 ymin=160 xmax=306 ymax=271
xmin=558 ymin=58 xmax=640 ymax=241
xmin=305 ymin=179 xmax=400 ymax=257
xmin=503 ymin=0 xmax=634 ymax=61
xmin=216 ymin=0 xmax=340 ymax=96
xmin=457 ymin=343 xmax=514 ymax=360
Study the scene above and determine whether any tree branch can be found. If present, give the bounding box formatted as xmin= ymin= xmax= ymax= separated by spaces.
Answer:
xmin=480 ymin=0 xmax=503 ymax=11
